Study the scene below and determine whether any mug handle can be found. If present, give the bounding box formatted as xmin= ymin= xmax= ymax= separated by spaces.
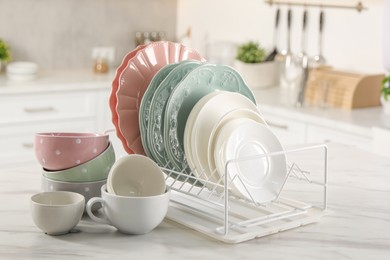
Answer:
xmin=86 ymin=197 xmax=110 ymax=225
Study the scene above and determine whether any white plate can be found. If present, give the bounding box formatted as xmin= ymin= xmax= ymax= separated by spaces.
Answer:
xmin=185 ymin=91 xmax=265 ymax=188
xmin=206 ymin=108 xmax=267 ymax=182
xmin=214 ymin=120 xmax=287 ymax=204
xmin=163 ymin=64 xmax=256 ymax=174
xmin=183 ymin=91 xmax=221 ymax=182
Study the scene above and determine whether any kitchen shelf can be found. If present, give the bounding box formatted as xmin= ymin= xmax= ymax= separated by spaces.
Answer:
xmin=162 ymin=144 xmax=328 ymax=243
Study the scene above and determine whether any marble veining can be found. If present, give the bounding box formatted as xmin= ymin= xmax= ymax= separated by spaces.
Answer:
xmin=0 ymin=143 xmax=390 ymax=259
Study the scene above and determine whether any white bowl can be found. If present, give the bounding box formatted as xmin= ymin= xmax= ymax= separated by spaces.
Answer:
xmin=107 ymin=154 xmax=166 ymax=197
xmin=6 ymin=61 xmax=38 ymax=74
xmin=6 ymin=62 xmax=38 ymax=81
xmin=30 ymin=191 xmax=85 ymax=235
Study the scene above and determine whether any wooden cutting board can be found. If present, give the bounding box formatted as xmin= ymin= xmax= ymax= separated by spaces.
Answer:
xmin=304 ymin=68 xmax=384 ymax=109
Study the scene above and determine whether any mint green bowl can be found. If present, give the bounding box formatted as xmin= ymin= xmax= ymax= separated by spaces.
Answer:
xmin=42 ymin=142 xmax=115 ymax=182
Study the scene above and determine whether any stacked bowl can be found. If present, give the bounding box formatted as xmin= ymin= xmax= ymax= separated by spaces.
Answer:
xmin=34 ymin=132 xmax=116 ymax=210
xmin=6 ymin=61 xmax=39 ymax=81
xmin=110 ymin=41 xmax=287 ymax=205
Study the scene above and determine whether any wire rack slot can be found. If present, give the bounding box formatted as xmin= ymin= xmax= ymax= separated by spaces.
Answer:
xmin=163 ymin=144 xmax=328 ymax=243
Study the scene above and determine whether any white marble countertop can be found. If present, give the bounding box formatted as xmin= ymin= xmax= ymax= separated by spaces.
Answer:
xmin=0 ymin=70 xmax=114 ymax=94
xmin=1 ymin=143 xmax=389 ymax=259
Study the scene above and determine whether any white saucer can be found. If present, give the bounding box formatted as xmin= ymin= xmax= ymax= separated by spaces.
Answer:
xmin=214 ymin=120 xmax=287 ymax=204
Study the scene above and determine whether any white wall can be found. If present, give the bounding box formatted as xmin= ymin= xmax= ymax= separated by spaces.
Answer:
xmin=177 ymin=0 xmax=385 ymax=74
xmin=0 ymin=0 xmax=177 ymax=70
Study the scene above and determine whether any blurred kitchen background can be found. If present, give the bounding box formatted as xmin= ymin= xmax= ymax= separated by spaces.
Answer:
xmin=0 ymin=0 xmax=177 ymax=70
xmin=1 ymin=0 xmax=390 ymax=166
xmin=0 ymin=0 xmax=385 ymax=73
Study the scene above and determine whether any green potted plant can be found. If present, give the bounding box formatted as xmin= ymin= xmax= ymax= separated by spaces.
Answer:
xmin=380 ymin=74 xmax=390 ymax=114
xmin=234 ymin=41 xmax=278 ymax=88
xmin=0 ymin=38 xmax=11 ymax=72
xmin=236 ymin=41 xmax=266 ymax=64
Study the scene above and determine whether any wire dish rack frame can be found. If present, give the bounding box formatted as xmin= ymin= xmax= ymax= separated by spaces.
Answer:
xmin=161 ymin=144 xmax=328 ymax=243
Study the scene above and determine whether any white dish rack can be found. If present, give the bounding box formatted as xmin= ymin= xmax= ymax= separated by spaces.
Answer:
xmin=161 ymin=144 xmax=328 ymax=243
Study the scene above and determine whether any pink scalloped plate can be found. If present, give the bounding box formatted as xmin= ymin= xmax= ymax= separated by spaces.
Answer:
xmin=115 ymin=41 xmax=206 ymax=155
xmin=110 ymin=44 xmax=146 ymax=154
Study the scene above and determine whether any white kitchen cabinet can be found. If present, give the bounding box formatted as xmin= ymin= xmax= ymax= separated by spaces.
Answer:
xmin=372 ymin=127 xmax=390 ymax=157
xmin=306 ymin=124 xmax=372 ymax=151
xmin=254 ymin=88 xmax=383 ymax=153
xmin=0 ymin=120 xmax=95 ymax=166
xmin=0 ymin=91 xmax=97 ymax=124
xmin=264 ymin=113 xmax=307 ymax=146
xmin=0 ymin=87 xmax=111 ymax=167
xmin=95 ymin=88 xmax=127 ymax=158
xmin=261 ymin=110 xmax=373 ymax=151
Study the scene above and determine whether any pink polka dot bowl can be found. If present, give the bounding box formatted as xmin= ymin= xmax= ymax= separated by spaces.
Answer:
xmin=42 ymin=142 xmax=115 ymax=183
xmin=34 ymin=132 xmax=110 ymax=171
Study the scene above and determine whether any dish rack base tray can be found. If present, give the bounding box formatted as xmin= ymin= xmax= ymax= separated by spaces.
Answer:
xmin=166 ymin=191 xmax=326 ymax=244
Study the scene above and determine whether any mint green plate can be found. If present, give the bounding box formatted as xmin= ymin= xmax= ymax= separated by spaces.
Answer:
xmin=147 ymin=60 xmax=202 ymax=168
xmin=139 ymin=62 xmax=181 ymax=159
xmin=163 ymin=63 xmax=256 ymax=174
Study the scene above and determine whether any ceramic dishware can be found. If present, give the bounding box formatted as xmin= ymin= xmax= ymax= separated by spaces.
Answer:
xmin=6 ymin=61 xmax=38 ymax=81
xmin=163 ymin=63 xmax=256 ymax=174
xmin=114 ymin=41 xmax=205 ymax=155
xmin=42 ymin=143 xmax=115 ymax=182
xmin=146 ymin=60 xmax=202 ymax=169
xmin=30 ymin=191 xmax=85 ymax=235
xmin=183 ymin=91 xmax=221 ymax=182
xmin=106 ymin=154 xmax=166 ymax=197
xmin=41 ymin=175 xmax=106 ymax=212
xmin=206 ymin=108 xmax=267 ymax=185
xmin=139 ymin=62 xmax=180 ymax=158
xmin=214 ymin=119 xmax=287 ymax=204
xmin=42 ymin=141 xmax=115 ymax=182
xmin=34 ymin=132 xmax=109 ymax=171
xmin=86 ymin=184 xmax=170 ymax=235
xmin=110 ymin=44 xmax=146 ymax=154
xmin=184 ymin=91 xmax=265 ymax=187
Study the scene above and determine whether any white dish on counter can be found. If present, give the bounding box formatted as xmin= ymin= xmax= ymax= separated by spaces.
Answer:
xmin=6 ymin=61 xmax=38 ymax=81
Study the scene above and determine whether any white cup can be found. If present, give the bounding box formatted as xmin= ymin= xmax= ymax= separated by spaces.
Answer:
xmin=86 ymin=184 xmax=170 ymax=235
xmin=30 ymin=191 xmax=85 ymax=235
xmin=107 ymin=154 xmax=166 ymax=197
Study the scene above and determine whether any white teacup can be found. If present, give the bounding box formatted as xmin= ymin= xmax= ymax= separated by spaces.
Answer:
xmin=86 ymin=184 xmax=170 ymax=235
xmin=30 ymin=191 xmax=85 ymax=235
xmin=107 ymin=154 xmax=166 ymax=197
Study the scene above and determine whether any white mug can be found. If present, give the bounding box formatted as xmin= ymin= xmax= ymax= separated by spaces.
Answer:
xmin=86 ymin=184 xmax=170 ymax=235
